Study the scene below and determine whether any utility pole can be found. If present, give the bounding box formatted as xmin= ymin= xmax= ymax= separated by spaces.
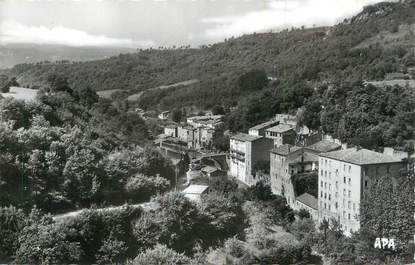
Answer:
xmin=175 ymin=164 xmax=179 ymax=191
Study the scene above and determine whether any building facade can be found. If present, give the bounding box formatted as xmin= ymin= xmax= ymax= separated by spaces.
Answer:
xmin=265 ymin=124 xmax=296 ymax=147
xmin=270 ymin=145 xmax=323 ymax=208
xmin=295 ymin=193 xmax=319 ymax=221
xmin=164 ymin=125 xmax=178 ymax=137
xmin=229 ymin=133 xmax=273 ymax=186
xmin=178 ymin=125 xmax=197 ymax=149
xmin=317 ymin=148 xmax=405 ymax=235
xmin=270 ymin=141 xmax=341 ymax=209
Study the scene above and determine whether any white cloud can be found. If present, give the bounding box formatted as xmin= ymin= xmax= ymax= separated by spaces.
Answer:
xmin=0 ymin=20 xmax=154 ymax=47
xmin=196 ymin=0 xmax=385 ymax=40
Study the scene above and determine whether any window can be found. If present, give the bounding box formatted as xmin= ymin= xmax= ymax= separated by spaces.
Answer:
xmin=325 ymin=182 xmax=327 ymax=189
xmin=320 ymin=191 xmax=323 ymax=197
xmin=325 ymin=171 xmax=327 ymax=178
xmin=365 ymin=180 xmax=368 ymax=188
xmin=353 ymin=203 xmax=356 ymax=211
xmin=343 ymin=211 xmax=346 ymax=218
xmin=348 ymin=178 xmax=351 ymax=185
xmin=348 ymin=201 xmax=351 ymax=209
xmin=329 ymin=172 xmax=332 ymax=179
xmin=348 ymin=190 xmax=351 ymax=198
xmin=348 ymin=165 xmax=351 ymax=173
xmin=329 ymin=184 xmax=331 ymax=191
xmin=348 ymin=213 xmax=351 ymax=220
xmin=321 ymin=169 xmax=323 ymax=176
xmin=329 ymin=194 xmax=331 ymax=201
xmin=321 ymin=181 xmax=323 ymax=187
xmin=328 ymin=204 xmax=331 ymax=210
xmin=335 ymin=181 xmax=338 ymax=189
xmin=343 ymin=164 xmax=346 ymax=171
xmin=324 ymin=193 xmax=327 ymax=199
xmin=335 ymin=202 xmax=338 ymax=209
xmin=325 ymin=159 xmax=327 ymax=166
xmin=343 ymin=189 xmax=346 ymax=196
xmin=343 ymin=177 xmax=346 ymax=184
xmin=324 ymin=203 xmax=327 ymax=209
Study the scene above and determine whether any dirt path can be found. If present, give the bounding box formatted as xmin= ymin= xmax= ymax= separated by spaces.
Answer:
xmin=127 ymin=79 xmax=199 ymax=101
xmin=52 ymin=201 xmax=157 ymax=221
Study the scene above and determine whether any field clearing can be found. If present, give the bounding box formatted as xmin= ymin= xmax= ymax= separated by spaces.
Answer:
xmin=366 ymin=79 xmax=415 ymax=92
xmin=1 ymin=86 xmax=37 ymax=101
xmin=127 ymin=79 xmax=199 ymax=101
xmin=97 ymin=89 xmax=123 ymax=98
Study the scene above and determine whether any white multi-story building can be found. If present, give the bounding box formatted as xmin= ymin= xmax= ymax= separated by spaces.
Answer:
xmin=318 ymin=147 xmax=405 ymax=235
xmin=229 ymin=133 xmax=273 ymax=186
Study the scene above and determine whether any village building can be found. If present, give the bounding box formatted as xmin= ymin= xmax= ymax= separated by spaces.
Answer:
xmin=201 ymin=165 xmax=225 ymax=178
xmin=248 ymin=120 xmax=280 ymax=136
xmin=158 ymin=111 xmax=170 ymax=120
xmin=274 ymin=114 xmax=297 ymax=127
xmin=265 ymin=124 xmax=296 ymax=147
xmin=186 ymin=114 xmax=223 ymax=129
xmin=295 ymin=192 xmax=319 ymax=221
xmin=178 ymin=125 xmax=198 ymax=149
xmin=160 ymin=114 xmax=221 ymax=151
xmin=270 ymin=141 xmax=341 ymax=209
xmin=229 ymin=133 xmax=274 ymax=186
xmin=163 ymin=124 xmax=178 ymax=138
xmin=196 ymin=126 xmax=215 ymax=149
xmin=182 ymin=184 xmax=209 ymax=202
xmin=317 ymin=147 xmax=406 ymax=235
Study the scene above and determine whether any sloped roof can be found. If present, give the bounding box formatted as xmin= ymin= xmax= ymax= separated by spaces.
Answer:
xmin=289 ymin=151 xmax=319 ymax=164
xmin=180 ymin=125 xmax=196 ymax=130
xmin=306 ymin=140 xmax=341 ymax=153
xmin=296 ymin=193 xmax=318 ymax=210
xmin=266 ymin=124 xmax=294 ymax=133
xmin=231 ymin=133 xmax=262 ymax=142
xmin=201 ymin=166 xmax=220 ymax=174
xmin=249 ymin=120 xmax=279 ymax=131
xmin=271 ymin=144 xmax=302 ymax=156
xmin=182 ymin=185 xmax=209 ymax=195
xmin=320 ymin=148 xmax=403 ymax=165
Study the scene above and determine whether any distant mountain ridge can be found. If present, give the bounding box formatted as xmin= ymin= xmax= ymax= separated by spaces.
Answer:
xmin=0 ymin=44 xmax=136 ymax=69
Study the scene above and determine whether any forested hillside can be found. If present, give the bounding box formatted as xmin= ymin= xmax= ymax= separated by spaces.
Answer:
xmin=1 ymin=0 xmax=415 ymax=149
xmin=3 ymin=1 xmax=414 ymax=99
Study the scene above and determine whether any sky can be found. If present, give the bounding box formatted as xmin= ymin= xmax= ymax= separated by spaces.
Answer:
xmin=0 ymin=0 xmax=387 ymax=48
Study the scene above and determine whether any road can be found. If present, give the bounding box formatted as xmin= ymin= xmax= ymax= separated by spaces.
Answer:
xmin=52 ymin=201 xmax=157 ymax=222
